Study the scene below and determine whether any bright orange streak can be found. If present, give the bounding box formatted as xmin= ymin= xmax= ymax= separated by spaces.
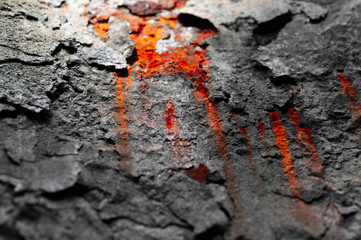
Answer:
xmin=164 ymin=99 xmax=191 ymax=168
xmin=288 ymin=108 xmax=323 ymax=176
xmin=337 ymin=72 xmax=361 ymax=120
xmin=232 ymin=114 xmax=257 ymax=177
xmin=114 ymin=69 xmax=132 ymax=170
xmin=269 ymin=111 xmax=301 ymax=197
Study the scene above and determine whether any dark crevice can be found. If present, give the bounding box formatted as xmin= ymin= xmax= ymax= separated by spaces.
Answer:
xmin=194 ymin=224 xmax=226 ymax=240
xmin=0 ymin=100 xmax=52 ymax=124
xmin=42 ymin=184 xmax=90 ymax=200
xmin=88 ymin=62 xmax=126 ymax=72
xmin=271 ymin=75 xmax=297 ymax=87
xmin=0 ymin=226 xmax=26 ymax=240
xmin=9 ymin=108 xmax=52 ymax=124
xmin=114 ymin=67 xmax=130 ymax=79
xmin=276 ymin=101 xmax=294 ymax=114
xmin=23 ymin=13 xmax=38 ymax=21
xmin=252 ymin=61 xmax=273 ymax=79
xmin=102 ymin=215 xmax=193 ymax=231
xmin=126 ymin=48 xmax=139 ymax=66
xmin=0 ymin=44 xmax=43 ymax=57
xmin=51 ymin=43 xmax=78 ymax=56
xmin=206 ymin=170 xmax=226 ymax=185
xmin=0 ymin=59 xmax=53 ymax=66
xmin=179 ymin=13 xmax=218 ymax=32
xmin=253 ymin=12 xmax=293 ymax=45
xmin=47 ymin=82 xmax=67 ymax=102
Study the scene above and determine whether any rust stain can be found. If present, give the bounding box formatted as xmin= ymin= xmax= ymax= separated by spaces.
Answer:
xmin=164 ymin=99 xmax=192 ymax=168
xmin=288 ymin=107 xmax=323 ymax=176
xmin=114 ymin=70 xmax=132 ymax=170
xmin=186 ymin=163 xmax=210 ymax=184
xmin=337 ymin=72 xmax=361 ymax=120
xmin=269 ymin=111 xmax=301 ymax=197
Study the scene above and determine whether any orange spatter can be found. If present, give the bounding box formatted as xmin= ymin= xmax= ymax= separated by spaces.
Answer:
xmin=232 ymin=114 xmax=257 ymax=176
xmin=186 ymin=163 xmax=210 ymax=184
xmin=288 ymin=107 xmax=323 ymax=176
xmin=269 ymin=111 xmax=301 ymax=197
xmin=164 ymin=99 xmax=191 ymax=168
xmin=337 ymin=72 xmax=361 ymax=120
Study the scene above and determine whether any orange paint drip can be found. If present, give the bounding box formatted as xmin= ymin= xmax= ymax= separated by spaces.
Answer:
xmin=164 ymin=99 xmax=191 ymax=168
xmin=114 ymin=70 xmax=132 ymax=170
xmin=186 ymin=163 xmax=210 ymax=184
xmin=232 ymin=114 xmax=257 ymax=177
xmin=194 ymin=83 xmax=243 ymax=218
xmin=337 ymin=72 xmax=361 ymax=120
xmin=288 ymin=108 xmax=323 ymax=176
xmin=194 ymin=83 xmax=228 ymax=161
xmin=269 ymin=111 xmax=301 ymax=197
xmin=258 ymin=118 xmax=271 ymax=161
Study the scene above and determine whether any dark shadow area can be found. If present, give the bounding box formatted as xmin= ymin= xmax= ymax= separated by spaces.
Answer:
xmin=179 ymin=13 xmax=218 ymax=32
xmin=195 ymin=225 xmax=226 ymax=240
xmin=253 ymin=12 xmax=292 ymax=45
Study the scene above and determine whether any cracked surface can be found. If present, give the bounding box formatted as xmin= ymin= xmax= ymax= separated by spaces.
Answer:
xmin=0 ymin=0 xmax=360 ymax=239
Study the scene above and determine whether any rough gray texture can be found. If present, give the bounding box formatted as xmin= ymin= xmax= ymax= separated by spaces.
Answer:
xmin=0 ymin=0 xmax=360 ymax=240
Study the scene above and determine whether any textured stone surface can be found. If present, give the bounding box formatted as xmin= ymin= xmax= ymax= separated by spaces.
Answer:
xmin=0 ymin=0 xmax=360 ymax=240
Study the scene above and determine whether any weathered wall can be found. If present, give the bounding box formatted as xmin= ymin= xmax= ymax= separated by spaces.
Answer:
xmin=0 ymin=0 xmax=360 ymax=239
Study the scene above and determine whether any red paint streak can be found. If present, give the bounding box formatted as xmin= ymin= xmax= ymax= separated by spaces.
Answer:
xmin=269 ymin=111 xmax=301 ymax=197
xmin=114 ymin=69 xmax=133 ymax=170
xmin=232 ymin=114 xmax=257 ymax=176
xmin=186 ymin=163 xmax=210 ymax=184
xmin=337 ymin=72 xmax=361 ymax=120
xmin=258 ymin=118 xmax=271 ymax=161
xmin=164 ymin=100 xmax=191 ymax=168
xmin=288 ymin=108 xmax=323 ymax=176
